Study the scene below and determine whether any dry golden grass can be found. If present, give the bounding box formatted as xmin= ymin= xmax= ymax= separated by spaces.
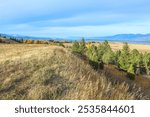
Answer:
xmin=0 ymin=44 xmax=138 ymax=100
xmin=109 ymin=43 xmax=150 ymax=53
xmin=64 ymin=42 xmax=150 ymax=53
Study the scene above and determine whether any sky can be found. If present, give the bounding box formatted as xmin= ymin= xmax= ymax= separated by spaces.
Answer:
xmin=0 ymin=0 xmax=150 ymax=38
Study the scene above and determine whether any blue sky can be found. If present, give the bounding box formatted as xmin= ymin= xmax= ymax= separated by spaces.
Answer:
xmin=0 ymin=0 xmax=150 ymax=38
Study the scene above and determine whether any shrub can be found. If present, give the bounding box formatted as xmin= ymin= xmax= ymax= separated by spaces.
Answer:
xmin=130 ymin=49 xmax=143 ymax=75
xmin=57 ymin=42 xmax=65 ymax=47
xmin=102 ymin=50 xmax=115 ymax=64
xmin=86 ymin=44 xmax=105 ymax=70
xmin=72 ymin=40 xmax=86 ymax=54
xmin=25 ymin=40 xmax=34 ymax=44
xmin=0 ymin=38 xmax=2 ymax=43
xmin=9 ymin=37 xmax=23 ymax=43
xmin=118 ymin=43 xmax=130 ymax=71
xmin=143 ymin=53 xmax=150 ymax=75
xmin=86 ymin=45 xmax=98 ymax=62
xmin=34 ymin=40 xmax=40 ymax=44
xmin=97 ymin=41 xmax=115 ymax=64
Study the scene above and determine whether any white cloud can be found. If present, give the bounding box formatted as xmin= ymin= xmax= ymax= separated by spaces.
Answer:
xmin=0 ymin=0 xmax=150 ymax=37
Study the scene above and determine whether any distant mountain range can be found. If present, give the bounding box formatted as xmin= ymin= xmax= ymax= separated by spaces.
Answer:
xmin=0 ymin=33 xmax=51 ymax=40
xmin=86 ymin=34 xmax=150 ymax=44
xmin=1 ymin=33 xmax=150 ymax=44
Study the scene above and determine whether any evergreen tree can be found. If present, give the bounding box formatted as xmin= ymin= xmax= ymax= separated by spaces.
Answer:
xmin=0 ymin=38 xmax=2 ymax=43
xmin=130 ymin=49 xmax=142 ymax=74
xmin=72 ymin=40 xmax=86 ymax=54
xmin=127 ymin=64 xmax=135 ymax=74
xmin=143 ymin=53 xmax=150 ymax=75
xmin=102 ymin=49 xmax=115 ymax=64
xmin=118 ymin=42 xmax=130 ymax=71
xmin=86 ymin=45 xmax=98 ymax=62
xmin=81 ymin=37 xmax=86 ymax=47
xmin=86 ymin=44 xmax=102 ymax=70
xmin=97 ymin=40 xmax=111 ymax=61
xmin=122 ymin=42 xmax=130 ymax=54
xmin=114 ymin=50 xmax=121 ymax=66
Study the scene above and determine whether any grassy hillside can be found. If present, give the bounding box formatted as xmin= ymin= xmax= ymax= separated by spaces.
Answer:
xmin=0 ymin=37 xmax=19 ymax=44
xmin=0 ymin=44 xmax=140 ymax=100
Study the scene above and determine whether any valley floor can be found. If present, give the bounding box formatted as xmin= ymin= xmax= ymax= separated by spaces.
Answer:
xmin=64 ymin=42 xmax=150 ymax=53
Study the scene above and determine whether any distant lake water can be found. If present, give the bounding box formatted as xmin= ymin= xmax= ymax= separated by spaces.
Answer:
xmin=85 ymin=39 xmax=150 ymax=45
xmin=52 ymin=37 xmax=150 ymax=45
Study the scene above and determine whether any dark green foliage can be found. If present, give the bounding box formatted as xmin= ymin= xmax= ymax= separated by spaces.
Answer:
xmin=57 ymin=42 xmax=65 ymax=47
xmin=123 ymin=42 xmax=130 ymax=53
xmin=81 ymin=38 xmax=86 ymax=47
xmin=74 ymin=39 xmax=150 ymax=77
xmin=118 ymin=43 xmax=141 ymax=75
xmin=89 ymin=60 xmax=100 ymax=70
xmin=143 ymin=53 xmax=150 ymax=75
xmin=127 ymin=72 xmax=135 ymax=80
xmin=97 ymin=41 xmax=115 ymax=64
xmin=97 ymin=40 xmax=111 ymax=60
xmin=0 ymin=38 xmax=2 ymax=43
xmin=86 ymin=40 xmax=114 ymax=69
xmin=130 ymin=49 xmax=141 ymax=65
xmin=71 ymin=38 xmax=103 ymax=70
xmin=72 ymin=38 xmax=86 ymax=54
xmin=130 ymin=49 xmax=143 ymax=75
xmin=10 ymin=37 xmax=23 ymax=43
xmin=127 ymin=63 xmax=135 ymax=80
xmin=102 ymin=50 xmax=115 ymax=64
xmin=86 ymin=45 xmax=98 ymax=62
xmin=118 ymin=43 xmax=130 ymax=71
xmin=72 ymin=41 xmax=82 ymax=53
xmin=114 ymin=50 xmax=121 ymax=66
xmin=127 ymin=64 xmax=135 ymax=74
xmin=86 ymin=45 xmax=100 ymax=70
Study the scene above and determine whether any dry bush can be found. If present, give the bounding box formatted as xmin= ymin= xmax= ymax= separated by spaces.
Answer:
xmin=0 ymin=38 xmax=3 ymax=43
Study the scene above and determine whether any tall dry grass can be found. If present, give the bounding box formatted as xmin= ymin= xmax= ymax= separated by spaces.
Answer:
xmin=0 ymin=44 xmax=137 ymax=100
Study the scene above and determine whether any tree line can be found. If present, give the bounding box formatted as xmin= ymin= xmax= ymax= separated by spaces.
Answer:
xmin=72 ymin=39 xmax=150 ymax=79
xmin=0 ymin=36 xmax=65 ymax=47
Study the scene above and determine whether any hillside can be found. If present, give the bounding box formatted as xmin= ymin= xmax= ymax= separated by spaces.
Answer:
xmin=0 ymin=33 xmax=51 ymax=40
xmin=0 ymin=44 xmax=140 ymax=100
xmin=0 ymin=37 xmax=19 ymax=44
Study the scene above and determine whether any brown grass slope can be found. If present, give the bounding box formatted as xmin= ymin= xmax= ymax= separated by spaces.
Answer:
xmin=0 ymin=37 xmax=19 ymax=44
xmin=0 ymin=44 xmax=137 ymax=100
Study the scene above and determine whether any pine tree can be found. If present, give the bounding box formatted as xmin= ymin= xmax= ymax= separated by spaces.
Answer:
xmin=86 ymin=45 xmax=101 ymax=70
xmin=130 ymin=49 xmax=142 ymax=74
xmin=102 ymin=50 xmax=114 ymax=64
xmin=72 ymin=40 xmax=86 ymax=54
xmin=81 ymin=37 xmax=86 ymax=47
xmin=118 ymin=42 xmax=130 ymax=71
xmin=114 ymin=50 xmax=121 ymax=66
xmin=127 ymin=64 xmax=135 ymax=80
xmin=0 ymin=38 xmax=2 ymax=43
xmin=97 ymin=40 xmax=111 ymax=61
xmin=143 ymin=53 xmax=150 ymax=75
xmin=86 ymin=45 xmax=98 ymax=62
xmin=122 ymin=42 xmax=130 ymax=55
xmin=127 ymin=64 xmax=135 ymax=74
